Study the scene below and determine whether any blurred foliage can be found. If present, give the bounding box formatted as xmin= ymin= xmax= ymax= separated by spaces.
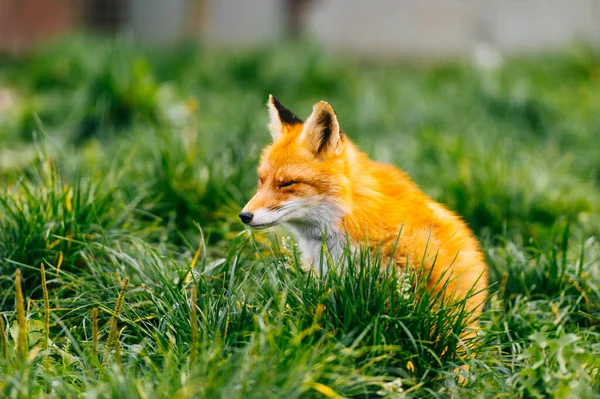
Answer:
xmin=2 ymin=37 xmax=599 ymax=239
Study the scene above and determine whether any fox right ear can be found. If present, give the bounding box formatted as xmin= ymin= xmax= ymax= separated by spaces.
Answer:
xmin=300 ymin=101 xmax=343 ymax=158
xmin=267 ymin=95 xmax=302 ymax=141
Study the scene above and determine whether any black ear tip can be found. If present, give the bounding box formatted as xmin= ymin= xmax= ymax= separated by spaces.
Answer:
xmin=270 ymin=95 xmax=282 ymax=107
xmin=270 ymin=96 xmax=303 ymax=125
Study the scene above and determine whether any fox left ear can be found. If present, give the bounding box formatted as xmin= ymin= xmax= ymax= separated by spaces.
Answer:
xmin=267 ymin=95 xmax=302 ymax=141
xmin=300 ymin=101 xmax=343 ymax=157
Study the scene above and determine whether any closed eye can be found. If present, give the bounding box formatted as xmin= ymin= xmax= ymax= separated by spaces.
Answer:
xmin=279 ymin=181 xmax=296 ymax=188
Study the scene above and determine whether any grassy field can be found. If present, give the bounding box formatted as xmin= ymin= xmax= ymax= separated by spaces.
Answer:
xmin=0 ymin=36 xmax=599 ymax=398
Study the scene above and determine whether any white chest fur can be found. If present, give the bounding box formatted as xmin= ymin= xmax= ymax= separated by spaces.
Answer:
xmin=285 ymin=220 xmax=347 ymax=276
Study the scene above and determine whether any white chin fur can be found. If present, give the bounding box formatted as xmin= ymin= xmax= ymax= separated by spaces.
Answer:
xmin=249 ymin=199 xmax=322 ymax=229
xmin=248 ymin=208 xmax=286 ymax=229
xmin=248 ymin=199 xmax=349 ymax=275
xmin=249 ymin=198 xmax=346 ymax=230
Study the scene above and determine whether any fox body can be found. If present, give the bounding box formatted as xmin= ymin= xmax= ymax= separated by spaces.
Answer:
xmin=240 ymin=96 xmax=487 ymax=316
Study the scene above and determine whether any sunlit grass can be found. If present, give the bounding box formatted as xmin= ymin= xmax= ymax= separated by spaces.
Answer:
xmin=0 ymin=37 xmax=599 ymax=398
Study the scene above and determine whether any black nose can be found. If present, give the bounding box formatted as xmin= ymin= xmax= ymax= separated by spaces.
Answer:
xmin=239 ymin=212 xmax=253 ymax=224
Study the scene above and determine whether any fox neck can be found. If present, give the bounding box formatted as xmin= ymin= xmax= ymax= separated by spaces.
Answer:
xmin=284 ymin=202 xmax=348 ymax=276
xmin=338 ymin=142 xmax=411 ymax=243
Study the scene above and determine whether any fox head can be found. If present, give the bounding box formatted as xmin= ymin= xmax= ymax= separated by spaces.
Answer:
xmin=239 ymin=95 xmax=350 ymax=229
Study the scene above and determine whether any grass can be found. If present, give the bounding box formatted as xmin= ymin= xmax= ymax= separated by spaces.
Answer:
xmin=0 ymin=35 xmax=599 ymax=398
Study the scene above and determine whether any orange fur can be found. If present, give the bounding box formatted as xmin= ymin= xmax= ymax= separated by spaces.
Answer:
xmin=241 ymin=96 xmax=487 ymax=318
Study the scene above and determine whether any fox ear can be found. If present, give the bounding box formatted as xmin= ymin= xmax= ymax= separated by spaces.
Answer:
xmin=300 ymin=101 xmax=342 ymax=157
xmin=267 ymin=95 xmax=302 ymax=141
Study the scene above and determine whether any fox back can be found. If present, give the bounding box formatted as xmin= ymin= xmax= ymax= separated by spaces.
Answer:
xmin=240 ymin=96 xmax=487 ymax=317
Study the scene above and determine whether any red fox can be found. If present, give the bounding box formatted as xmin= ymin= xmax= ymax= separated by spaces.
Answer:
xmin=240 ymin=95 xmax=487 ymax=318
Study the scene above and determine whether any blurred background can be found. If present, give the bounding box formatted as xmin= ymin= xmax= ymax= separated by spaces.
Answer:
xmin=0 ymin=3 xmax=599 ymax=397
xmin=1 ymin=0 xmax=599 ymax=243
xmin=2 ymin=0 xmax=600 ymax=54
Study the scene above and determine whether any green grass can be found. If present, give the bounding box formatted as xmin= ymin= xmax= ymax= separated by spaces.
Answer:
xmin=0 ymin=36 xmax=599 ymax=398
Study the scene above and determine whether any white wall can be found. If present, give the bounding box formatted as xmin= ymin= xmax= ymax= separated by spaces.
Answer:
xmin=129 ymin=0 xmax=188 ymax=44
xmin=204 ymin=0 xmax=285 ymax=46
xmin=305 ymin=0 xmax=600 ymax=55
xmin=129 ymin=0 xmax=600 ymax=55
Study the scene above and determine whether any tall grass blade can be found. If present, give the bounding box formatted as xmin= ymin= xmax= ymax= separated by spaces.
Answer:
xmin=15 ymin=269 xmax=27 ymax=362
xmin=190 ymin=284 xmax=198 ymax=365
xmin=103 ymin=278 xmax=129 ymax=368
xmin=92 ymin=307 xmax=99 ymax=362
